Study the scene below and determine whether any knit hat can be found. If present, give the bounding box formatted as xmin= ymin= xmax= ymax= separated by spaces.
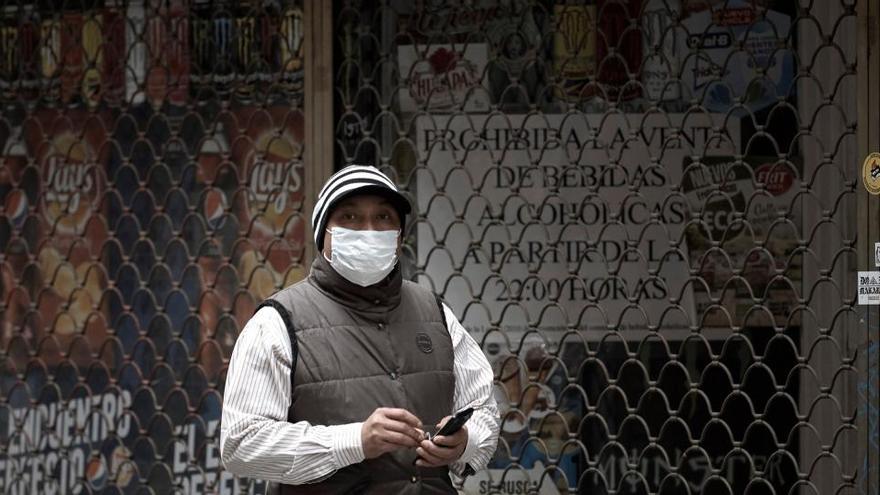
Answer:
xmin=312 ymin=165 xmax=412 ymax=250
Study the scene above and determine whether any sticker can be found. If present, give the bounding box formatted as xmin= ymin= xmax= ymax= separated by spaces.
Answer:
xmin=858 ymin=271 xmax=880 ymax=305
xmin=862 ymin=152 xmax=880 ymax=195
xmin=875 ymin=243 xmax=880 ymax=267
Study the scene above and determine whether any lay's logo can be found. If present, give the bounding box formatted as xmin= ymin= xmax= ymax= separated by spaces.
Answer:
xmin=244 ymin=132 xmax=303 ymax=235
xmin=41 ymin=132 xmax=101 ymax=233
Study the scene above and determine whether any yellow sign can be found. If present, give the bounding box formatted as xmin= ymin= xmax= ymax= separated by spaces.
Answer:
xmin=863 ymin=152 xmax=880 ymax=195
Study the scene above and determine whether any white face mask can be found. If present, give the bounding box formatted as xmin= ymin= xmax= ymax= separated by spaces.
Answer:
xmin=325 ymin=227 xmax=400 ymax=287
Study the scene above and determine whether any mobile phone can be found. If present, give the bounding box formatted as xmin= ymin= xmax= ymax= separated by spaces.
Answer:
xmin=430 ymin=407 xmax=474 ymax=441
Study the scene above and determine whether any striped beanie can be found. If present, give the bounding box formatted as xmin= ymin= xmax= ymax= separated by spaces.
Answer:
xmin=312 ymin=165 xmax=412 ymax=250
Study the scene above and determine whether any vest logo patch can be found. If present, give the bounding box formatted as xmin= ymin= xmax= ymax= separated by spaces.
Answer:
xmin=416 ymin=333 xmax=433 ymax=354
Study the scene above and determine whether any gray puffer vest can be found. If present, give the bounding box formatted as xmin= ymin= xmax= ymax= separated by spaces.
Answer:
xmin=260 ymin=256 xmax=456 ymax=494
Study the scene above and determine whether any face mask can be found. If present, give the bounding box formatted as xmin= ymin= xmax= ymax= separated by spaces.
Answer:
xmin=325 ymin=227 xmax=399 ymax=287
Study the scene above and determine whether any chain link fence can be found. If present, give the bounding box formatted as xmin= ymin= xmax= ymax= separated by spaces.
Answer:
xmin=335 ymin=0 xmax=871 ymax=494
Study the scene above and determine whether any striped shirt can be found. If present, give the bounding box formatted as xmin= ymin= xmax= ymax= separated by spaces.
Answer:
xmin=220 ymin=303 xmax=500 ymax=485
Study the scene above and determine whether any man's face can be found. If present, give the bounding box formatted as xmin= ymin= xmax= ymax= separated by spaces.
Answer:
xmin=322 ymin=194 xmax=402 ymax=258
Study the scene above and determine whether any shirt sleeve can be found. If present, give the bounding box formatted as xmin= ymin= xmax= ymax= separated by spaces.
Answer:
xmin=220 ymin=306 xmax=365 ymax=484
xmin=441 ymin=303 xmax=500 ymax=477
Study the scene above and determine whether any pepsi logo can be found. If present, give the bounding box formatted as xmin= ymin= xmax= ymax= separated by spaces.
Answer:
xmin=4 ymin=189 xmax=28 ymax=228
xmin=86 ymin=455 xmax=108 ymax=489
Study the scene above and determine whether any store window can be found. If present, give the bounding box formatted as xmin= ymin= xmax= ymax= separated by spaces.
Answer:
xmin=334 ymin=1 xmax=863 ymax=493
xmin=1 ymin=1 xmax=305 ymax=492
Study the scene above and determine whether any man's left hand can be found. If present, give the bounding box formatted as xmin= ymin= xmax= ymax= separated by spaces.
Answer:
xmin=415 ymin=416 xmax=467 ymax=467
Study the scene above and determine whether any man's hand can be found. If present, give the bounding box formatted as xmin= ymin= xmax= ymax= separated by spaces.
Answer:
xmin=415 ymin=415 xmax=468 ymax=467
xmin=361 ymin=408 xmax=425 ymax=459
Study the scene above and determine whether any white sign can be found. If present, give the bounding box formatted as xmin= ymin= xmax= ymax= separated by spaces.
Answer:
xmin=415 ymin=113 xmax=739 ymax=338
xmin=462 ymin=461 xmax=562 ymax=495
xmin=398 ymin=44 xmax=490 ymax=113
xmin=858 ymin=271 xmax=880 ymax=305
xmin=875 ymin=242 xmax=880 ymax=267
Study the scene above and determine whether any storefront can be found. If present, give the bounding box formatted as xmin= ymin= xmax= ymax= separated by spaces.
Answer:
xmin=0 ymin=1 xmax=877 ymax=493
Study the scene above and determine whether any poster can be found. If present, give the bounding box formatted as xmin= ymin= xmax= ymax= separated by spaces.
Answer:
xmin=641 ymin=0 xmax=682 ymax=103
xmin=222 ymin=105 xmax=307 ymax=303
xmin=190 ymin=1 xmax=304 ymax=104
xmin=395 ymin=0 xmax=547 ymax=110
xmin=0 ymin=390 xmax=267 ymax=495
xmin=552 ymin=4 xmax=596 ymax=101
xmin=416 ymin=113 xmax=741 ymax=343
xmin=681 ymin=154 xmax=803 ymax=326
xmin=20 ymin=108 xmax=111 ymax=369
xmin=595 ymin=0 xmax=642 ymax=102
xmin=468 ymin=334 xmax=582 ymax=494
xmin=0 ymin=11 xmax=40 ymax=102
xmin=858 ymin=272 xmax=880 ymax=306
xmin=398 ymin=43 xmax=490 ymax=114
xmin=146 ymin=0 xmax=190 ymax=107
xmin=0 ymin=126 xmax=37 ymax=351
xmin=679 ymin=0 xmax=795 ymax=112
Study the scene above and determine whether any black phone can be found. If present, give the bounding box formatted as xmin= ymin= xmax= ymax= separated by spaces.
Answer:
xmin=430 ymin=407 xmax=474 ymax=440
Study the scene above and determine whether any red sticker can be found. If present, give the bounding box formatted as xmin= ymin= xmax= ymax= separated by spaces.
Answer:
xmin=755 ymin=162 xmax=794 ymax=196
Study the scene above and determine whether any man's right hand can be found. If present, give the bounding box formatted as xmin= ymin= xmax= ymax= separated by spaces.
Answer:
xmin=361 ymin=407 xmax=425 ymax=459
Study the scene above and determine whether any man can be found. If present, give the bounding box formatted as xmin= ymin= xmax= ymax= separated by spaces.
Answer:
xmin=221 ymin=165 xmax=499 ymax=494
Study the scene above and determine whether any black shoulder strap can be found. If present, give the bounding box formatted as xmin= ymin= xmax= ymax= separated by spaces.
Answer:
xmin=256 ymin=300 xmax=298 ymax=386
xmin=435 ymin=294 xmax=448 ymax=328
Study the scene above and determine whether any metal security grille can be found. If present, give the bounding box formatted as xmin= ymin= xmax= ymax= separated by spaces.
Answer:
xmin=334 ymin=1 xmax=871 ymax=494
xmin=0 ymin=1 xmax=305 ymax=493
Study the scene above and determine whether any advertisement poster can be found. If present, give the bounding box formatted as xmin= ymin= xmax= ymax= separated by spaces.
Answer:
xmin=858 ymin=272 xmax=880 ymax=306
xmin=0 ymin=11 xmax=39 ymax=102
xmin=681 ymin=154 xmax=803 ymax=327
xmin=641 ymin=0 xmax=682 ymax=103
xmin=552 ymin=4 xmax=596 ymax=102
xmin=146 ymin=0 xmax=190 ymax=107
xmin=395 ymin=0 xmax=547 ymax=110
xmin=0 ymin=126 xmax=38 ymax=352
xmin=398 ymin=43 xmax=490 ymax=114
xmin=0 ymin=104 xmax=293 ymax=494
xmin=20 ymin=108 xmax=110 ymax=367
xmin=222 ymin=105 xmax=307 ymax=303
xmin=0 ymin=8 xmax=125 ymax=106
xmin=0 ymin=388 xmax=266 ymax=494
xmin=190 ymin=1 xmax=304 ymax=104
xmin=595 ymin=0 xmax=642 ymax=102
xmin=679 ymin=0 xmax=795 ymax=112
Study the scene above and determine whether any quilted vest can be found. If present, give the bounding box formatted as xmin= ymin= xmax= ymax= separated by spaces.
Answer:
xmin=261 ymin=256 xmax=456 ymax=494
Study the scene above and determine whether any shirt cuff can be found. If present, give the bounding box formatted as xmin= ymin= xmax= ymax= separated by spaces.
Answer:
xmin=331 ymin=422 xmax=365 ymax=469
xmin=459 ymin=423 xmax=481 ymax=465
